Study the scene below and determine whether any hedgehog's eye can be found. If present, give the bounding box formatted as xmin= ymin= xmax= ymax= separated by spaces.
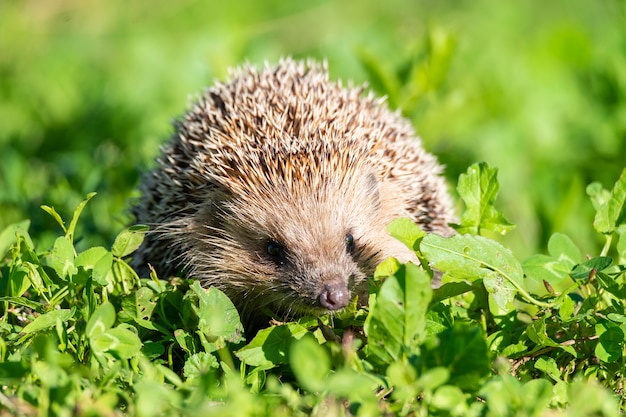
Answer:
xmin=345 ymin=233 xmax=355 ymax=254
xmin=266 ymin=241 xmax=283 ymax=257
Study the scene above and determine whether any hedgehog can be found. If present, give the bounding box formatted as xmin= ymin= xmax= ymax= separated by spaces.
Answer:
xmin=132 ymin=58 xmax=455 ymax=330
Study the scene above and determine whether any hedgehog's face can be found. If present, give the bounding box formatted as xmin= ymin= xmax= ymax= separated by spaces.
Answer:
xmin=191 ymin=168 xmax=412 ymax=321
xmin=219 ymin=179 xmax=383 ymax=319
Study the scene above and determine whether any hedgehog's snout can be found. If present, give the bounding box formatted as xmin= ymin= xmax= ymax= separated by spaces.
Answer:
xmin=318 ymin=280 xmax=350 ymax=310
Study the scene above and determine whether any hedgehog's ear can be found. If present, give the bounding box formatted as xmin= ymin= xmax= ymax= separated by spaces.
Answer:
xmin=364 ymin=172 xmax=381 ymax=209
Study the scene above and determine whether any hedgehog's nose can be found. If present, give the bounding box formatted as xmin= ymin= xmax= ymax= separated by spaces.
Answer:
xmin=319 ymin=281 xmax=349 ymax=310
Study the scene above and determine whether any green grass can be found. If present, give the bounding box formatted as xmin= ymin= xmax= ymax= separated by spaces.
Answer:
xmin=1 ymin=0 xmax=626 ymax=415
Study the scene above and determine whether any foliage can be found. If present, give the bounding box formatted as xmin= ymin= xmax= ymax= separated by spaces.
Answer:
xmin=1 ymin=163 xmax=625 ymax=416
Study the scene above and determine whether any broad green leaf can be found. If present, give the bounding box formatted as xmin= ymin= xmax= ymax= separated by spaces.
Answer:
xmin=21 ymin=309 xmax=74 ymax=334
xmin=235 ymin=323 xmax=308 ymax=368
xmin=431 ymin=281 xmax=474 ymax=303
xmin=559 ymin=295 xmax=576 ymax=320
xmin=478 ymin=376 xmax=554 ymax=416
xmin=373 ymin=257 xmax=403 ymax=281
xmin=75 ymin=246 xmax=109 ymax=269
xmin=0 ymin=220 xmax=31 ymax=258
xmin=91 ymin=325 xmax=142 ymax=359
xmin=387 ymin=217 xmax=426 ymax=251
xmin=47 ymin=236 xmax=77 ymax=279
xmin=421 ymin=234 xmax=524 ymax=312
xmin=66 ymin=192 xmax=96 ymax=244
xmin=522 ymin=254 xmax=571 ymax=284
xmin=0 ymin=362 xmax=29 ymax=384
xmin=416 ymin=367 xmax=451 ymax=391
xmin=111 ymin=225 xmax=148 ymax=258
xmin=431 ymin=385 xmax=467 ymax=413
xmin=595 ymin=326 xmax=624 ymax=363
xmin=420 ymin=324 xmax=490 ymax=391
xmin=120 ymin=287 xmax=156 ymax=321
xmin=455 ymin=162 xmax=514 ymax=235
xmin=22 ymin=262 xmax=50 ymax=294
xmin=364 ymin=263 xmax=431 ymax=365
xmin=484 ymin=272 xmax=517 ymax=314
xmin=523 ymin=233 xmax=581 ymax=284
xmin=183 ymin=352 xmax=219 ymax=380
xmin=324 ymin=368 xmax=379 ymax=401
xmin=76 ymin=246 xmax=113 ymax=286
xmin=191 ymin=282 xmax=244 ymax=344
xmin=525 ymin=318 xmax=577 ymax=357
xmin=547 ymin=233 xmax=581 ymax=267
xmin=290 ymin=334 xmax=331 ymax=392
xmin=92 ymin=251 xmax=114 ymax=286
xmin=32 ymin=360 xmax=69 ymax=388
xmin=112 ymin=260 xmax=138 ymax=290
xmin=535 ymin=357 xmax=562 ymax=382
xmin=4 ymin=264 xmax=31 ymax=298
xmin=386 ymin=359 xmax=419 ymax=402
xmin=586 ymin=182 xmax=611 ymax=212
xmin=86 ymin=302 xmax=116 ymax=338
xmin=174 ymin=329 xmax=198 ymax=355
xmin=570 ymin=257 xmax=612 ymax=280
xmin=593 ymin=167 xmax=626 ymax=234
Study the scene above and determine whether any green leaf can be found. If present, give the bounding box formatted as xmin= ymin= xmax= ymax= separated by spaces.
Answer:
xmin=386 ymin=217 xmax=426 ymax=251
xmin=0 ymin=220 xmax=31 ymax=259
xmin=86 ymin=302 xmax=116 ymax=338
xmin=478 ymin=376 xmax=554 ymax=416
xmin=174 ymin=329 xmax=198 ymax=355
xmin=455 ymin=162 xmax=515 ymax=235
xmin=431 ymin=385 xmax=467 ymax=413
xmin=586 ymin=182 xmax=611 ymax=212
xmin=522 ymin=254 xmax=571 ymax=283
xmin=47 ymin=236 xmax=77 ymax=279
xmin=324 ymin=368 xmax=379 ymax=401
xmin=191 ymin=282 xmax=244 ymax=345
xmin=21 ymin=309 xmax=74 ymax=334
xmin=431 ymin=281 xmax=474 ymax=303
xmin=183 ymin=352 xmax=219 ymax=380
xmin=547 ymin=233 xmax=581 ymax=267
xmin=525 ymin=318 xmax=577 ymax=357
xmin=290 ymin=334 xmax=331 ymax=392
xmin=76 ymin=246 xmax=113 ymax=286
xmin=66 ymin=192 xmax=96 ymax=244
xmin=75 ymin=246 xmax=109 ymax=269
xmin=91 ymin=325 xmax=142 ymax=359
xmin=595 ymin=326 xmax=624 ymax=363
xmin=421 ymin=324 xmax=490 ymax=391
xmin=111 ymin=225 xmax=148 ymax=258
xmin=570 ymin=257 xmax=612 ymax=280
xmin=41 ymin=205 xmax=67 ymax=234
xmin=235 ymin=323 xmax=308 ymax=368
xmin=92 ymin=251 xmax=114 ymax=286
xmin=593 ymin=167 xmax=626 ymax=234
xmin=364 ymin=263 xmax=431 ymax=365
xmin=421 ymin=234 xmax=531 ymax=312
xmin=535 ymin=357 xmax=562 ymax=382
xmin=0 ymin=296 xmax=42 ymax=311
xmin=523 ymin=233 xmax=582 ymax=284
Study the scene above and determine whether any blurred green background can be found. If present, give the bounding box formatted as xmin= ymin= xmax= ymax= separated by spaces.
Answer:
xmin=1 ymin=0 xmax=625 ymax=258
